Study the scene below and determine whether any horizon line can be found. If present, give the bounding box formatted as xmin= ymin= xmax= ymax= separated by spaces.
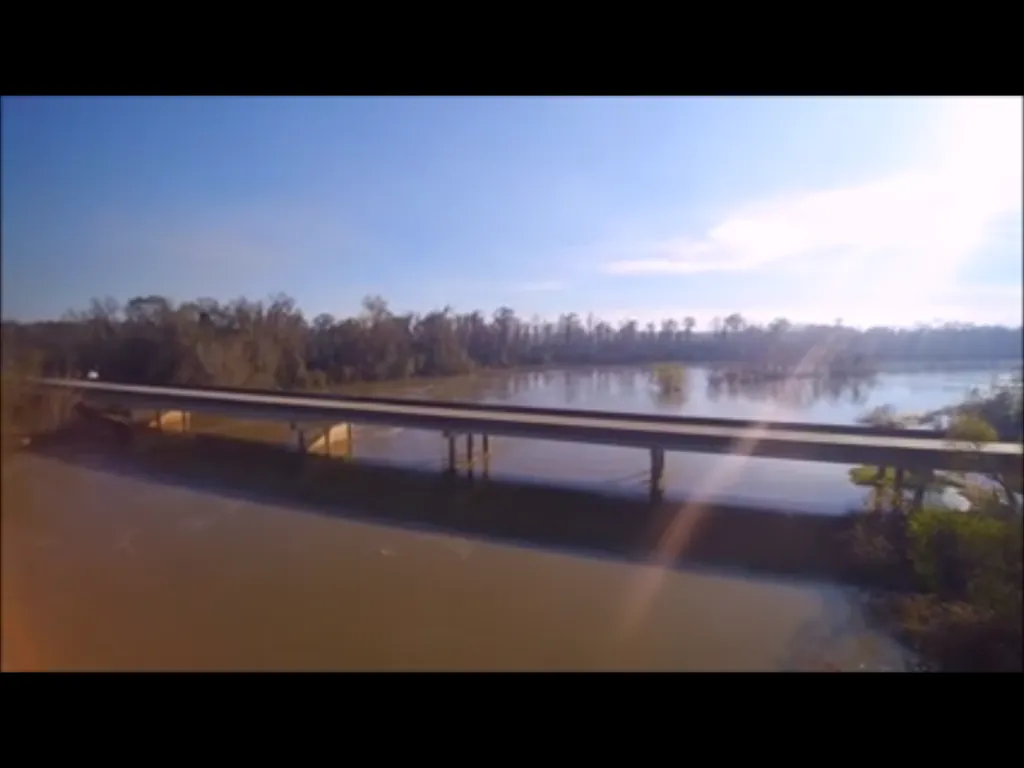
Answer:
xmin=3 ymin=292 xmax=1023 ymax=333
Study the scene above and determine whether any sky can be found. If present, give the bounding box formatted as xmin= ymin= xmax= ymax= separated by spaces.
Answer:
xmin=2 ymin=96 xmax=1021 ymax=329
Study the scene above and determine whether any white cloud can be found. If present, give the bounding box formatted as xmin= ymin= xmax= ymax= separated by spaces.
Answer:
xmin=601 ymin=97 xmax=1023 ymax=322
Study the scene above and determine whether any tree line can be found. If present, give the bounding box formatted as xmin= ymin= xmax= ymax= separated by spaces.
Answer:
xmin=2 ymin=294 xmax=1021 ymax=390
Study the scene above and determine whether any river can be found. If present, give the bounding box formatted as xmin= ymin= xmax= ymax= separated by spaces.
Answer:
xmin=2 ymin=363 xmax=1015 ymax=671
xmin=2 ymin=452 xmax=912 ymax=672
xmin=338 ymin=363 xmax=1019 ymax=514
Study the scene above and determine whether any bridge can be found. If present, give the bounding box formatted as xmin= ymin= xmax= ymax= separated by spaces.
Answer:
xmin=33 ymin=377 xmax=1023 ymax=505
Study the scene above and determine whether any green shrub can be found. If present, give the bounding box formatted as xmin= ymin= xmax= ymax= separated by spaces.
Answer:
xmin=946 ymin=413 xmax=999 ymax=444
xmin=653 ymin=363 xmax=688 ymax=394
xmin=906 ymin=508 xmax=1011 ymax=597
xmin=847 ymin=465 xmax=949 ymax=491
xmin=899 ymin=506 xmax=1022 ymax=670
xmin=850 ymin=389 xmax=1022 ymax=670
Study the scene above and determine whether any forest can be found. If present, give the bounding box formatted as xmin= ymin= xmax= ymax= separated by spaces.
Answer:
xmin=2 ymin=293 xmax=1022 ymax=390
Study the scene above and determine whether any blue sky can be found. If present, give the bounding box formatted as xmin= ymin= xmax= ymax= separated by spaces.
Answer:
xmin=2 ymin=96 xmax=1021 ymax=328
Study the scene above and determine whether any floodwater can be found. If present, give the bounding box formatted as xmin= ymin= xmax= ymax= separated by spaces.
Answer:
xmin=341 ymin=363 xmax=1020 ymax=514
xmin=2 ymin=453 xmax=910 ymax=672
xmin=2 ymin=363 xmax=1013 ymax=671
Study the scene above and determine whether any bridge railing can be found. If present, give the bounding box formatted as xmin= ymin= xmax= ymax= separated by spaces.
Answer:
xmin=32 ymin=377 xmax=932 ymax=439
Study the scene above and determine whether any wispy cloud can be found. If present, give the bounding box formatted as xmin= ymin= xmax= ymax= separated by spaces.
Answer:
xmin=601 ymin=98 xmax=1022 ymax=308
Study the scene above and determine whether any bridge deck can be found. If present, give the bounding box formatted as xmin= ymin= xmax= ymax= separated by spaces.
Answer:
xmin=35 ymin=378 xmax=1023 ymax=475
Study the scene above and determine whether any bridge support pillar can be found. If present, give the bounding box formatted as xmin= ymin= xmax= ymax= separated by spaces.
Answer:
xmin=873 ymin=465 xmax=886 ymax=512
xmin=148 ymin=409 xmax=191 ymax=433
xmin=291 ymin=422 xmax=352 ymax=457
xmin=441 ymin=432 xmax=491 ymax=480
xmin=893 ymin=467 xmax=905 ymax=512
xmin=650 ymin=446 xmax=666 ymax=503
xmin=446 ymin=432 xmax=457 ymax=477
xmin=911 ymin=484 xmax=926 ymax=513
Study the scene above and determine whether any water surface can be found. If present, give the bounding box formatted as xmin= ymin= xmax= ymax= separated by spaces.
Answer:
xmin=5 ymin=363 xmax=1011 ymax=671
xmin=343 ymin=364 xmax=1018 ymax=514
xmin=2 ymin=453 xmax=908 ymax=671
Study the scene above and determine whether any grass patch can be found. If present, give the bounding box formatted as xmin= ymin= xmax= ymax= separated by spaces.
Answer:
xmin=848 ymin=465 xmax=936 ymax=489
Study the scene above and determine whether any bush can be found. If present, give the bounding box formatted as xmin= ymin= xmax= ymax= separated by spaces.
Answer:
xmin=946 ymin=413 xmax=999 ymax=444
xmin=907 ymin=508 xmax=1020 ymax=601
xmin=653 ymin=363 xmax=688 ymax=395
xmin=853 ymin=504 xmax=1022 ymax=671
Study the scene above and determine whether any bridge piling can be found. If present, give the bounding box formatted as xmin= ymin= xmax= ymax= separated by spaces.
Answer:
xmin=482 ymin=433 xmax=491 ymax=478
xmin=446 ymin=432 xmax=457 ymax=477
xmin=288 ymin=422 xmax=352 ymax=458
xmin=911 ymin=483 xmax=926 ymax=513
xmin=873 ymin=465 xmax=886 ymax=512
xmin=650 ymin=446 xmax=666 ymax=503
xmin=466 ymin=433 xmax=475 ymax=479
xmin=893 ymin=467 xmax=905 ymax=512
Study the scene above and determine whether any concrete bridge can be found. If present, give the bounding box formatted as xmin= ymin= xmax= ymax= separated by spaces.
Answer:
xmin=34 ymin=377 xmax=1023 ymax=505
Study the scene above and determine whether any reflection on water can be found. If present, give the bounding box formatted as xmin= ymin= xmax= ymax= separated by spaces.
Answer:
xmin=705 ymin=373 xmax=875 ymax=409
xmin=357 ymin=363 xmax=1017 ymax=515
xmin=392 ymin=366 xmax=879 ymax=413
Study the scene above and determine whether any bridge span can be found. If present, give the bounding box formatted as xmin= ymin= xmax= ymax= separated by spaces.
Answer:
xmin=33 ymin=377 xmax=1023 ymax=504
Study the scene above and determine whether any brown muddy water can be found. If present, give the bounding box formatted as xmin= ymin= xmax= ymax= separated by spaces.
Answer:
xmin=3 ymin=363 xmax=1011 ymax=671
xmin=3 ymin=452 xmax=910 ymax=671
